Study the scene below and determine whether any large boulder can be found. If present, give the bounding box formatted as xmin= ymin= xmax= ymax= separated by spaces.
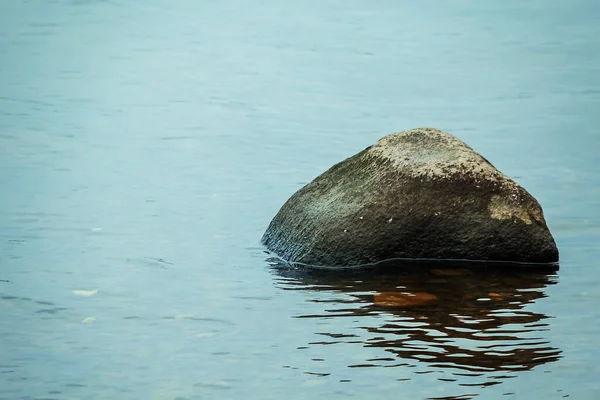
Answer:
xmin=262 ymin=128 xmax=558 ymax=267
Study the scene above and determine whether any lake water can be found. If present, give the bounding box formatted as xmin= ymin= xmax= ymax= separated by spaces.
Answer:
xmin=1 ymin=1 xmax=599 ymax=399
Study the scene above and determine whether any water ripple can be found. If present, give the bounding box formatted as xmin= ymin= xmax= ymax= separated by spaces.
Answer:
xmin=271 ymin=260 xmax=560 ymax=390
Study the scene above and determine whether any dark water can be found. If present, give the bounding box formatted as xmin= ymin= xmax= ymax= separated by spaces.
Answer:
xmin=1 ymin=1 xmax=599 ymax=399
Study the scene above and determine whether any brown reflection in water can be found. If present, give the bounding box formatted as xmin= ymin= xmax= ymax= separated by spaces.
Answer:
xmin=271 ymin=259 xmax=561 ymax=385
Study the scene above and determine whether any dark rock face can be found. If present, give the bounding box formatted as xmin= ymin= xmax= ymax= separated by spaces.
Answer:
xmin=262 ymin=128 xmax=559 ymax=267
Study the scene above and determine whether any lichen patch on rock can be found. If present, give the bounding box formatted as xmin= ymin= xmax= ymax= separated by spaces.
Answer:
xmin=488 ymin=195 xmax=541 ymax=225
xmin=366 ymin=128 xmax=502 ymax=181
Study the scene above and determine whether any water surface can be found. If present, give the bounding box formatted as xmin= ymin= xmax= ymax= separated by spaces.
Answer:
xmin=1 ymin=1 xmax=599 ymax=399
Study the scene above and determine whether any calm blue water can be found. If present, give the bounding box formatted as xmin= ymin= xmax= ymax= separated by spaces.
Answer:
xmin=1 ymin=1 xmax=599 ymax=399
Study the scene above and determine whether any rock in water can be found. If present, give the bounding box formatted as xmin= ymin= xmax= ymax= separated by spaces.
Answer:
xmin=262 ymin=128 xmax=559 ymax=267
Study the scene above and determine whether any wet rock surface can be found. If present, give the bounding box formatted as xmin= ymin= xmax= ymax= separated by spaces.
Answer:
xmin=262 ymin=128 xmax=558 ymax=267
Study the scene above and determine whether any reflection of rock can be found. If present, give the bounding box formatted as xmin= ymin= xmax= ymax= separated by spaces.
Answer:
xmin=271 ymin=259 xmax=561 ymax=386
xmin=374 ymin=291 xmax=438 ymax=307
xmin=262 ymin=128 xmax=558 ymax=267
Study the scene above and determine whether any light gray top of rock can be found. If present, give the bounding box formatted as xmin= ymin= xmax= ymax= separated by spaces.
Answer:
xmin=367 ymin=127 xmax=502 ymax=181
